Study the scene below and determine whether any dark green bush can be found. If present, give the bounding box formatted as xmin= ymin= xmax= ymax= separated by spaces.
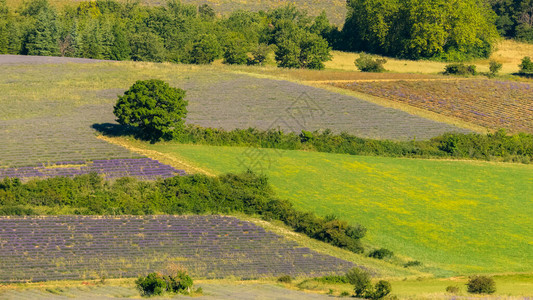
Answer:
xmin=466 ymin=276 xmax=496 ymax=294
xmin=136 ymin=273 xmax=167 ymax=296
xmin=519 ymin=56 xmax=533 ymax=75
xmin=372 ymin=280 xmax=392 ymax=299
xmin=368 ymin=248 xmax=393 ymax=259
xmin=355 ymin=53 xmax=387 ymax=72
xmin=277 ymin=275 xmax=292 ymax=283
xmin=403 ymin=260 xmax=422 ymax=268
xmin=444 ymin=63 xmax=477 ymax=75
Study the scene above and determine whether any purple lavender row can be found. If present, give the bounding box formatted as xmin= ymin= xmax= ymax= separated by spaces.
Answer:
xmin=0 ymin=158 xmax=186 ymax=181
xmin=0 ymin=215 xmax=354 ymax=282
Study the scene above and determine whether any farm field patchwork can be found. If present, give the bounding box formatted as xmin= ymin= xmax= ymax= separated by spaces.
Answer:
xmin=0 ymin=57 xmax=468 ymax=171
xmin=126 ymin=141 xmax=533 ymax=276
xmin=331 ymin=79 xmax=533 ymax=134
xmin=0 ymin=215 xmax=354 ymax=282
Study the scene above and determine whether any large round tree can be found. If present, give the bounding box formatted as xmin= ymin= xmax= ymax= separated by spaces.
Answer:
xmin=113 ymin=79 xmax=188 ymax=141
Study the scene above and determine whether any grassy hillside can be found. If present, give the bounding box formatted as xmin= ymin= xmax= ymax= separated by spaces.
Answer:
xmin=110 ymin=140 xmax=533 ymax=276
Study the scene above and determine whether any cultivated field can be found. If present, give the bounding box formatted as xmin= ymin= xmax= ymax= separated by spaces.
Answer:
xmin=121 ymin=141 xmax=533 ymax=277
xmin=332 ymin=79 xmax=533 ymax=134
xmin=0 ymin=57 xmax=466 ymax=171
xmin=0 ymin=215 xmax=354 ymax=282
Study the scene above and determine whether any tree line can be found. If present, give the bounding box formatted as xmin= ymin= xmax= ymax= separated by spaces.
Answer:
xmin=0 ymin=0 xmax=333 ymax=69
xmin=0 ymin=0 xmax=531 ymax=65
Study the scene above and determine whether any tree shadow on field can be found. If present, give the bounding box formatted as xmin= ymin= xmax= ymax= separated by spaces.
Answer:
xmin=92 ymin=123 xmax=137 ymax=138
xmin=92 ymin=123 xmax=160 ymax=144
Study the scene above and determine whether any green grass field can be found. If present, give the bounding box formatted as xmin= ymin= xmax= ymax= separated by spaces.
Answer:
xmin=120 ymin=141 xmax=533 ymax=276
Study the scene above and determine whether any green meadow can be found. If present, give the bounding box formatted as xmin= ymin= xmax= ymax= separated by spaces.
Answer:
xmin=130 ymin=141 xmax=533 ymax=276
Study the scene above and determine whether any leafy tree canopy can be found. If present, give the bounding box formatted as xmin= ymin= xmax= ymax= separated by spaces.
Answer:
xmin=113 ymin=79 xmax=188 ymax=141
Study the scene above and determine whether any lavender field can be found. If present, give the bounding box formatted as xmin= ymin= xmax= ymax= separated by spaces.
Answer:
xmin=0 ymin=158 xmax=185 ymax=181
xmin=0 ymin=57 xmax=469 ymax=175
xmin=0 ymin=215 xmax=354 ymax=282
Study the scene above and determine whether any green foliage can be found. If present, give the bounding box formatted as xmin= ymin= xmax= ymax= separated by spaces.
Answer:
xmin=130 ymin=30 xmax=166 ymax=62
xmin=355 ymin=53 xmax=387 ymax=72
xmin=23 ymin=3 xmax=60 ymax=56
xmin=445 ymin=285 xmax=460 ymax=294
xmin=247 ymin=43 xmax=270 ymax=66
xmin=277 ymin=275 xmax=292 ymax=283
xmin=368 ymin=248 xmax=394 ymax=259
xmin=490 ymin=0 xmax=533 ymax=42
xmin=223 ymin=35 xmax=249 ymax=65
xmin=136 ymin=273 xmax=166 ymax=296
xmin=444 ymin=63 xmax=477 ymax=75
xmin=314 ymin=275 xmax=349 ymax=284
xmin=489 ymin=60 xmax=503 ymax=76
xmin=346 ymin=267 xmax=372 ymax=297
xmin=274 ymin=26 xmax=332 ymax=69
xmin=113 ymin=79 xmax=188 ymax=141
xmin=170 ymin=125 xmax=533 ymax=164
xmin=519 ymin=56 xmax=533 ymax=74
xmin=0 ymin=171 xmax=366 ymax=254
xmin=187 ymin=34 xmax=221 ymax=64
xmin=372 ymin=280 xmax=392 ymax=299
xmin=466 ymin=276 xmax=496 ymax=294
xmin=343 ymin=0 xmax=499 ymax=60
xmin=403 ymin=260 xmax=421 ymax=268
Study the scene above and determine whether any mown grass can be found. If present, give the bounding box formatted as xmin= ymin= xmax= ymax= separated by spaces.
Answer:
xmin=109 ymin=139 xmax=533 ymax=277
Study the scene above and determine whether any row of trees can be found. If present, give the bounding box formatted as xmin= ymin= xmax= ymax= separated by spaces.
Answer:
xmin=0 ymin=0 xmax=333 ymax=69
xmin=0 ymin=0 xmax=531 ymax=64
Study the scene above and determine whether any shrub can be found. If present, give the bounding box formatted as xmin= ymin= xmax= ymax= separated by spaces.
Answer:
xmin=187 ymin=34 xmax=221 ymax=64
xmin=315 ymin=275 xmax=349 ymax=284
xmin=466 ymin=276 xmax=496 ymax=294
xmin=113 ymin=79 xmax=188 ymax=142
xmin=223 ymin=37 xmax=248 ymax=65
xmin=519 ymin=56 xmax=533 ymax=75
xmin=445 ymin=285 xmax=460 ymax=294
xmin=277 ymin=275 xmax=292 ymax=283
xmin=346 ymin=267 xmax=372 ymax=297
xmin=403 ymin=260 xmax=421 ymax=268
xmin=489 ymin=60 xmax=502 ymax=76
xmin=444 ymin=63 xmax=477 ymax=75
xmin=372 ymin=280 xmax=392 ymax=299
xmin=247 ymin=43 xmax=270 ymax=66
xmin=136 ymin=272 xmax=166 ymax=296
xmin=368 ymin=248 xmax=393 ymax=259
xmin=355 ymin=53 xmax=387 ymax=72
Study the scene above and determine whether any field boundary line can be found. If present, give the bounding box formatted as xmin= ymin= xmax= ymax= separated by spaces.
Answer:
xmin=96 ymin=135 xmax=215 ymax=176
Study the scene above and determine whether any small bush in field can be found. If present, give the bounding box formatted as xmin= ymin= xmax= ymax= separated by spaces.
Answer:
xmin=355 ymin=53 xmax=387 ymax=72
xmin=372 ymin=280 xmax=392 ymax=299
xmin=446 ymin=285 xmax=460 ymax=294
xmin=277 ymin=275 xmax=292 ymax=283
xmin=136 ymin=273 xmax=166 ymax=296
xmin=403 ymin=260 xmax=421 ymax=268
xmin=346 ymin=267 xmax=372 ymax=297
xmin=368 ymin=248 xmax=393 ymax=259
xmin=519 ymin=56 xmax=533 ymax=74
xmin=489 ymin=60 xmax=502 ymax=76
xmin=466 ymin=275 xmax=496 ymax=294
xmin=444 ymin=63 xmax=477 ymax=75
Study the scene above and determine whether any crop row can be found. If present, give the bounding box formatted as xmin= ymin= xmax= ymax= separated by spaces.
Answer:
xmin=332 ymin=79 xmax=533 ymax=134
xmin=0 ymin=158 xmax=185 ymax=181
xmin=0 ymin=215 xmax=354 ymax=282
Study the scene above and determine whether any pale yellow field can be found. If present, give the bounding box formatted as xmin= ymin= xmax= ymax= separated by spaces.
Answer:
xmin=326 ymin=40 xmax=533 ymax=74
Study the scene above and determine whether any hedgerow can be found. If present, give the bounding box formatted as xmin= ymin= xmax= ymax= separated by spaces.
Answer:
xmin=170 ymin=126 xmax=533 ymax=164
xmin=0 ymin=171 xmax=366 ymax=253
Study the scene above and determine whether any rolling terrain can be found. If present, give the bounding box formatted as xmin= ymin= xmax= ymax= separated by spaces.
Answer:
xmin=112 ymin=141 xmax=533 ymax=276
